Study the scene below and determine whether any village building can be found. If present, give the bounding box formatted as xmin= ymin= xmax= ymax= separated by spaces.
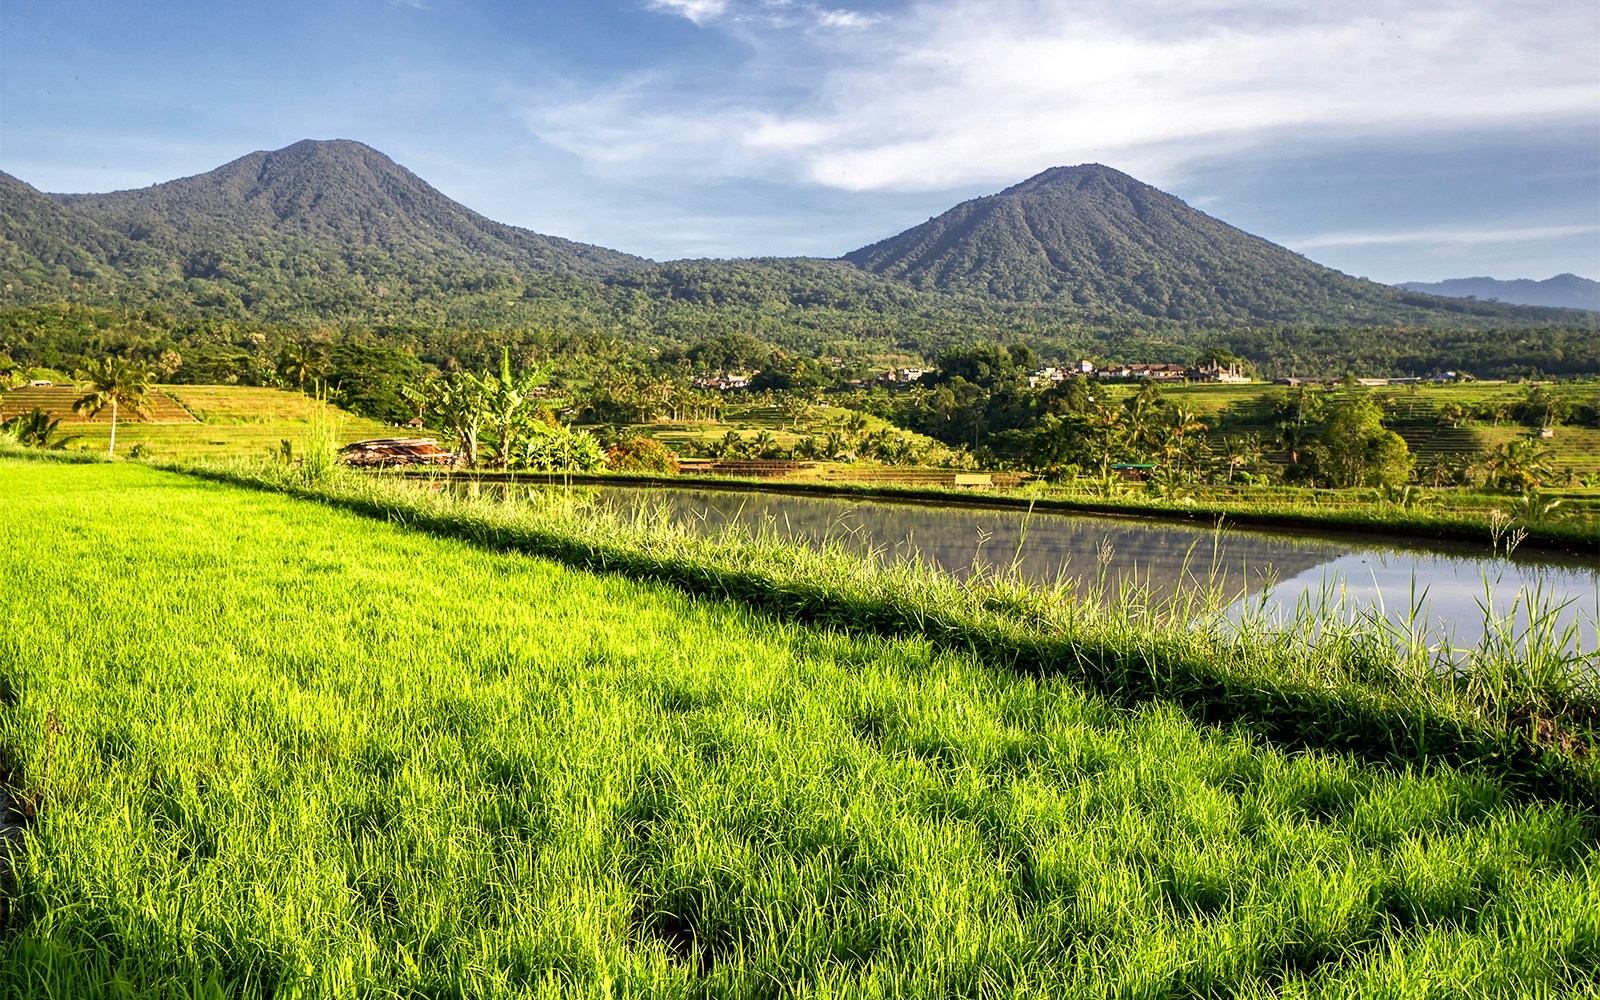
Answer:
xmin=1189 ymin=361 xmax=1252 ymax=384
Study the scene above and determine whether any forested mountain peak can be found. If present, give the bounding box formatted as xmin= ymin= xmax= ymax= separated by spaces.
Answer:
xmin=0 ymin=143 xmax=1584 ymax=347
xmin=50 ymin=138 xmax=645 ymax=277
xmin=840 ymin=163 xmax=1508 ymax=325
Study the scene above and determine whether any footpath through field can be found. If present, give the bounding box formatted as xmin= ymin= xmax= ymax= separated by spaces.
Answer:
xmin=0 ymin=459 xmax=1596 ymax=997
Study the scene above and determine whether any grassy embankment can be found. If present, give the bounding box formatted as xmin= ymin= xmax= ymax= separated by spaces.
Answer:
xmin=398 ymin=466 xmax=1600 ymax=554
xmin=1 ymin=457 xmax=1598 ymax=995
xmin=0 ymin=384 xmax=393 ymax=460
xmin=1136 ymin=381 xmax=1600 ymax=478
xmin=627 ymin=401 xmax=948 ymax=460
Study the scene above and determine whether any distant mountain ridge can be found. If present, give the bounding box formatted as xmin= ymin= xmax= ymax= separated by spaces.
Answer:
xmin=1396 ymin=274 xmax=1599 ymax=312
xmin=52 ymin=139 xmax=645 ymax=278
xmin=840 ymin=164 xmax=1515 ymax=325
xmin=0 ymin=140 xmax=1584 ymax=333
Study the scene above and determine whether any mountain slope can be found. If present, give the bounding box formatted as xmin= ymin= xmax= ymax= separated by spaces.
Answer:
xmin=0 ymin=171 xmax=167 ymax=298
xmin=840 ymin=164 xmax=1536 ymax=325
xmin=53 ymin=139 xmax=645 ymax=278
xmin=0 ymin=144 xmax=1584 ymax=341
xmin=1397 ymin=274 xmax=1599 ymax=311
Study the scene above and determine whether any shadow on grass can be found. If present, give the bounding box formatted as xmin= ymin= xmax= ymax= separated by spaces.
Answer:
xmin=175 ymin=464 xmax=1600 ymax=821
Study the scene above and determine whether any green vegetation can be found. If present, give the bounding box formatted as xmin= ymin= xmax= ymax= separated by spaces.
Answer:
xmin=3 ymin=140 xmax=1597 ymax=383
xmin=1 ymin=456 xmax=1596 ymax=996
xmin=0 ymin=383 xmax=393 ymax=461
xmin=69 ymin=355 xmax=157 ymax=457
xmin=844 ymin=165 xmax=1572 ymax=327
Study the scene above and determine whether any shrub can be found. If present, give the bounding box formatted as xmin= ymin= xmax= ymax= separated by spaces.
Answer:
xmin=605 ymin=435 xmax=680 ymax=473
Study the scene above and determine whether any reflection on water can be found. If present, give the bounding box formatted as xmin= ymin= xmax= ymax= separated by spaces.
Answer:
xmin=1235 ymin=550 xmax=1600 ymax=654
xmin=450 ymin=481 xmax=1599 ymax=656
xmin=590 ymin=488 xmax=1599 ymax=655
xmin=594 ymin=487 xmax=1342 ymax=601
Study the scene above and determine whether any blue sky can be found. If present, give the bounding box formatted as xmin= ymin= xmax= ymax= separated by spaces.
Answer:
xmin=2 ymin=0 xmax=1596 ymax=283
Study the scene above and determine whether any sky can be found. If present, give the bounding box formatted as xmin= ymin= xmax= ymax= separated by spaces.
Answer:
xmin=1 ymin=0 xmax=1596 ymax=283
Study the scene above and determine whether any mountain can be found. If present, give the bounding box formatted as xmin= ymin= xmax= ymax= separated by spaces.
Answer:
xmin=53 ymin=139 xmax=644 ymax=277
xmin=840 ymin=164 xmax=1546 ymax=326
xmin=1396 ymin=274 xmax=1599 ymax=312
xmin=0 ymin=171 xmax=153 ymax=297
xmin=0 ymin=143 xmax=1587 ymax=348
xmin=0 ymin=139 xmax=647 ymax=318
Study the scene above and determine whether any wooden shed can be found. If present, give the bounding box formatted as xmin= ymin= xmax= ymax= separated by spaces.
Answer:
xmin=338 ymin=438 xmax=459 ymax=468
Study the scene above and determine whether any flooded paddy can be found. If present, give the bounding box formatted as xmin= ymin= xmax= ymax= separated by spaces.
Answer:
xmin=435 ymin=479 xmax=1598 ymax=656
xmin=579 ymin=487 xmax=1600 ymax=656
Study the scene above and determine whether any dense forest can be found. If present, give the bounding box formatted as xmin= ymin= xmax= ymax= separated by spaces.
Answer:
xmin=3 ymin=140 xmax=1596 ymax=389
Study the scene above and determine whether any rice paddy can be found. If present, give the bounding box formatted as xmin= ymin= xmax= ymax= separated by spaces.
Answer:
xmin=0 ymin=384 xmax=395 ymax=460
xmin=1 ymin=457 xmax=1597 ymax=997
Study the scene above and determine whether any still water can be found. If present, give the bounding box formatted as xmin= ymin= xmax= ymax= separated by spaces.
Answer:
xmin=585 ymin=487 xmax=1599 ymax=656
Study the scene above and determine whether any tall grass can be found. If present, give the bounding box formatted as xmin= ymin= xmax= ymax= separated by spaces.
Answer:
xmin=188 ymin=460 xmax=1600 ymax=805
xmin=1 ymin=458 xmax=1597 ymax=997
xmin=399 ymin=467 xmax=1600 ymax=553
xmin=290 ymin=392 xmax=344 ymax=484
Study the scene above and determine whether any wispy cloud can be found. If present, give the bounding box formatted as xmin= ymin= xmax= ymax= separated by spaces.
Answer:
xmin=646 ymin=0 xmax=732 ymax=25
xmin=1290 ymin=223 xmax=1600 ymax=249
xmin=811 ymin=8 xmax=881 ymax=31
xmin=530 ymin=0 xmax=1599 ymax=192
xmin=649 ymin=0 xmax=882 ymax=31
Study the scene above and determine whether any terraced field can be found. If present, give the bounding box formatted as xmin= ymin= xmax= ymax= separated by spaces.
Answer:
xmin=637 ymin=403 xmax=946 ymax=460
xmin=0 ymin=384 xmax=394 ymax=460
xmin=0 ymin=383 xmax=197 ymax=424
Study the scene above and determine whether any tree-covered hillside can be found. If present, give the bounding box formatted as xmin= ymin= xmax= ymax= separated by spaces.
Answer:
xmin=1 ymin=142 xmax=1595 ymax=379
xmin=842 ymin=164 xmax=1577 ymax=327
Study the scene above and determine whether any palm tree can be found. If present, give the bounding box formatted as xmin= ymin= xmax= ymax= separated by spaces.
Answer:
xmin=1087 ymin=403 xmax=1126 ymax=476
xmin=822 ymin=430 xmax=850 ymax=461
xmin=277 ymin=340 xmax=323 ymax=392
xmin=1223 ymin=433 xmax=1262 ymax=483
xmin=74 ymin=358 xmax=155 ymax=457
xmin=750 ymin=429 xmax=779 ymax=459
xmin=1484 ymin=438 xmax=1554 ymax=493
xmin=1165 ymin=406 xmax=1208 ymax=479
xmin=1278 ymin=420 xmax=1315 ymax=467
xmin=2 ymin=407 xmax=82 ymax=450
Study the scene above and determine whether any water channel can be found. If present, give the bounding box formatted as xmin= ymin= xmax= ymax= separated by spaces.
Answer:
xmin=452 ymin=481 xmax=1599 ymax=657
xmin=583 ymin=487 xmax=1599 ymax=657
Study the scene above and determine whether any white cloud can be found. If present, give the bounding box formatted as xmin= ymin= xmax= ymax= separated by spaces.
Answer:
xmin=527 ymin=0 xmax=1599 ymax=192
xmin=812 ymin=8 xmax=880 ymax=30
xmin=646 ymin=0 xmax=732 ymax=24
xmin=1290 ymin=223 xmax=1600 ymax=249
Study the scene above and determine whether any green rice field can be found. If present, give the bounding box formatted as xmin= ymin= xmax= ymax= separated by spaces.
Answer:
xmin=0 ymin=384 xmax=395 ymax=460
xmin=0 ymin=458 xmax=1597 ymax=997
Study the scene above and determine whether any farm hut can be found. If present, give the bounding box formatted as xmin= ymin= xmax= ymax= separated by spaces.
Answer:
xmin=339 ymin=438 xmax=458 ymax=468
xmin=1111 ymin=463 xmax=1157 ymax=482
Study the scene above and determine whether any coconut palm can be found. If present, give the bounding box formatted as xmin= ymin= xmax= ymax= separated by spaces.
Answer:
xmin=277 ymin=340 xmax=323 ymax=392
xmin=1484 ymin=438 xmax=1554 ymax=493
xmin=2 ymin=407 xmax=82 ymax=450
xmin=74 ymin=358 xmax=156 ymax=457
xmin=1222 ymin=432 xmax=1262 ymax=483
xmin=749 ymin=429 xmax=780 ymax=459
xmin=1164 ymin=405 xmax=1208 ymax=479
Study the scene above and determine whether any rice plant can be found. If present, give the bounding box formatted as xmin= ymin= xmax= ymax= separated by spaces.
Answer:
xmin=2 ymin=455 xmax=1596 ymax=997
